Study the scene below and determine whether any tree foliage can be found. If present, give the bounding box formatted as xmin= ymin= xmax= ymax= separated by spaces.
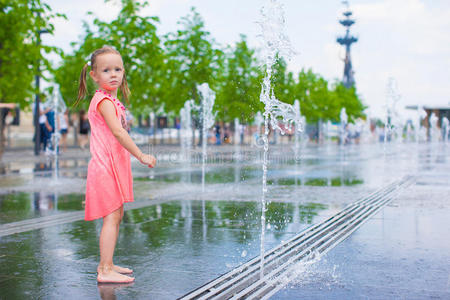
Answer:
xmin=163 ymin=7 xmax=223 ymax=113
xmin=37 ymin=0 xmax=365 ymax=124
xmin=215 ymin=35 xmax=262 ymax=122
xmin=292 ymin=69 xmax=365 ymax=123
xmin=55 ymin=0 xmax=164 ymax=115
xmin=271 ymin=56 xmax=295 ymax=105
xmin=0 ymin=0 xmax=64 ymax=106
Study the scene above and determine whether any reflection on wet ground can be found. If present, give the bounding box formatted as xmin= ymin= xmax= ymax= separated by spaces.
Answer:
xmin=0 ymin=199 xmax=327 ymax=299
xmin=0 ymin=192 xmax=83 ymax=224
xmin=0 ymin=143 xmax=449 ymax=298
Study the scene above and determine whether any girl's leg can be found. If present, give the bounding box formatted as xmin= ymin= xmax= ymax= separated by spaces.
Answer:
xmin=97 ymin=207 xmax=134 ymax=283
xmin=112 ymin=206 xmax=133 ymax=274
xmin=117 ymin=206 xmax=124 ymax=237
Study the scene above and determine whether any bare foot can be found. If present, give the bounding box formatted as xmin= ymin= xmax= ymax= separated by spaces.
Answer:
xmin=97 ymin=269 xmax=134 ymax=284
xmin=113 ymin=265 xmax=133 ymax=274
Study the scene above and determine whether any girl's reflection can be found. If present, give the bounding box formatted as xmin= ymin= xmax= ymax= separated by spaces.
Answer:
xmin=98 ymin=282 xmax=134 ymax=300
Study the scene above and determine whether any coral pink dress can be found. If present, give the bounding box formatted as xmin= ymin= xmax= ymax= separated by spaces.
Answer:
xmin=85 ymin=90 xmax=133 ymax=221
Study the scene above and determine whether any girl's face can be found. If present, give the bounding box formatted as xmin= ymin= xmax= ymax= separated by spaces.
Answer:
xmin=89 ymin=53 xmax=124 ymax=93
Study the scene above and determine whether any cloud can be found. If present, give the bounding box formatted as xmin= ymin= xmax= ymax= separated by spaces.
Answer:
xmin=344 ymin=0 xmax=450 ymax=116
xmin=353 ymin=0 xmax=450 ymax=55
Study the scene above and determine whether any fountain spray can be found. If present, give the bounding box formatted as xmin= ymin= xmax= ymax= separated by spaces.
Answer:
xmin=429 ymin=113 xmax=439 ymax=142
xmin=44 ymin=86 xmax=66 ymax=180
xmin=442 ymin=117 xmax=449 ymax=143
xmin=340 ymin=107 xmax=348 ymax=146
xmin=416 ymin=106 xmax=427 ymax=143
xmin=197 ymin=83 xmax=216 ymax=193
xmin=254 ymin=111 xmax=264 ymax=149
xmin=257 ymin=0 xmax=302 ymax=279
xmin=384 ymin=77 xmax=401 ymax=153
xmin=180 ymin=99 xmax=195 ymax=162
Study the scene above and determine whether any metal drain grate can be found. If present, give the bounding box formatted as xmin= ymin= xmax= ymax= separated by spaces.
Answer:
xmin=180 ymin=176 xmax=415 ymax=300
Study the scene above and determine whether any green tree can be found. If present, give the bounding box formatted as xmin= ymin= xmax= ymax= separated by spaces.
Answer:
xmin=55 ymin=0 xmax=165 ymax=116
xmin=0 ymin=0 xmax=63 ymax=106
xmin=306 ymin=73 xmax=332 ymax=123
xmin=164 ymin=7 xmax=223 ymax=113
xmin=294 ymin=69 xmax=365 ymax=123
xmin=329 ymin=82 xmax=365 ymax=122
xmin=295 ymin=69 xmax=327 ymax=123
xmin=271 ymin=56 xmax=296 ymax=105
xmin=0 ymin=0 xmax=64 ymax=157
xmin=215 ymin=35 xmax=262 ymax=123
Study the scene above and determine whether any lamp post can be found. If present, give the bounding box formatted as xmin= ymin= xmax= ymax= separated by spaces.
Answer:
xmin=33 ymin=26 xmax=49 ymax=156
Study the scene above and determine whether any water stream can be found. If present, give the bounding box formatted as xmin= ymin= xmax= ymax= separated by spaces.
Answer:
xmin=257 ymin=0 xmax=302 ymax=279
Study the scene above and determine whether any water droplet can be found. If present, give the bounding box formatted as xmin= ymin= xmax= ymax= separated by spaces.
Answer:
xmin=241 ymin=250 xmax=248 ymax=257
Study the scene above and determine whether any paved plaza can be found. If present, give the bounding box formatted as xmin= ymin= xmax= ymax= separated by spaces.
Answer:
xmin=0 ymin=143 xmax=449 ymax=299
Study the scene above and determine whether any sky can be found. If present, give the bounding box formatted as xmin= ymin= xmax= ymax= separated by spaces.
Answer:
xmin=42 ymin=0 xmax=450 ymax=119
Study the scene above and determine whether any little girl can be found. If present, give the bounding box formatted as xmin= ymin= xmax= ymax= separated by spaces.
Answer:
xmin=77 ymin=46 xmax=156 ymax=284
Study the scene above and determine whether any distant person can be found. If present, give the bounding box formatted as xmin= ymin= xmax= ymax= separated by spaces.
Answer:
xmin=32 ymin=101 xmax=52 ymax=152
xmin=45 ymin=105 xmax=55 ymax=136
xmin=78 ymin=109 xmax=90 ymax=149
xmin=215 ymin=122 xmax=221 ymax=145
xmin=1 ymin=106 xmax=13 ymax=147
xmin=39 ymin=101 xmax=56 ymax=151
xmin=76 ymin=46 xmax=156 ymax=284
xmin=125 ymin=110 xmax=133 ymax=133
xmin=240 ymin=124 xmax=245 ymax=145
xmin=58 ymin=109 xmax=69 ymax=152
xmin=224 ymin=126 xmax=230 ymax=144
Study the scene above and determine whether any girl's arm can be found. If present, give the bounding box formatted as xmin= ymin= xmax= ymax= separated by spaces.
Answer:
xmin=98 ymin=99 xmax=155 ymax=166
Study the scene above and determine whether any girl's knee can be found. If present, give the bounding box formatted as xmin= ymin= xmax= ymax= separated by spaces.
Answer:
xmin=103 ymin=207 xmax=123 ymax=224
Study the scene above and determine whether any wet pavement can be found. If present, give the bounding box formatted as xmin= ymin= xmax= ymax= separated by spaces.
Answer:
xmin=0 ymin=143 xmax=449 ymax=299
xmin=273 ymin=184 xmax=450 ymax=299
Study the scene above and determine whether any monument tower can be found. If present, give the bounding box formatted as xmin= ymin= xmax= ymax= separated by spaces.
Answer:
xmin=337 ymin=1 xmax=358 ymax=88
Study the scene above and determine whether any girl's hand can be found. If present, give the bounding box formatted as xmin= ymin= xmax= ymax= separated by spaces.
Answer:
xmin=139 ymin=153 xmax=156 ymax=168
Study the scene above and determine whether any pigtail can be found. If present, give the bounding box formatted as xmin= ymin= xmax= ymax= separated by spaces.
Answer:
xmin=120 ymin=72 xmax=131 ymax=105
xmin=74 ymin=63 xmax=90 ymax=107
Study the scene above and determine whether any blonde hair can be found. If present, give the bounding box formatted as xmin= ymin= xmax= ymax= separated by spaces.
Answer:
xmin=75 ymin=46 xmax=130 ymax=107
